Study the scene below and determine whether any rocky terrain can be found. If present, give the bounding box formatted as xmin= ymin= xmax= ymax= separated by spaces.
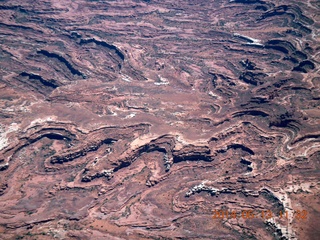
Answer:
xmin=0 ymin=0 xmax=319 ymax=239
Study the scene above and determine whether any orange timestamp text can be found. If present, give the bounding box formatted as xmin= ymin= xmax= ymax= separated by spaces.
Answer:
xmin=212 ymin=209 xmax=308 ymax=221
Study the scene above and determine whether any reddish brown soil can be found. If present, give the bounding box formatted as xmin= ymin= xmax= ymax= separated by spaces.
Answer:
xmin=0 ymin=0 xmax=319 ymax=239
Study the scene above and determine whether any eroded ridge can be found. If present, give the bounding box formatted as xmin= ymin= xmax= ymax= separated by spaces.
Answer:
xmin=0 ymin=0 xmax=319 ymax=239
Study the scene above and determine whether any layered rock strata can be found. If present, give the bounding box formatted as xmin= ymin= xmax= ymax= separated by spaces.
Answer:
xmin=0 ymin=0 xmax=319 ymax=239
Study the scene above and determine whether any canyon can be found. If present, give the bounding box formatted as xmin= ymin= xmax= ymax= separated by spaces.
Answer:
xmin=0 ymin=0 xmax=319 ymax=239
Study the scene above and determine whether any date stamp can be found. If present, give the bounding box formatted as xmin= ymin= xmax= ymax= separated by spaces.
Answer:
xmin=212 ymin=209 xmax=308 ymax=221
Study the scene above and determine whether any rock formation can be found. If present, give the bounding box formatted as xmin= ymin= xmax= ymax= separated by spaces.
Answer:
xmin=0 ymin=0 xmax=319 ymax=239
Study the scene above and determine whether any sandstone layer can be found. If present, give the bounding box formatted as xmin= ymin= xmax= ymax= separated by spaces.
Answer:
xmin=0 ymin=0 xmax=319 ymax=239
